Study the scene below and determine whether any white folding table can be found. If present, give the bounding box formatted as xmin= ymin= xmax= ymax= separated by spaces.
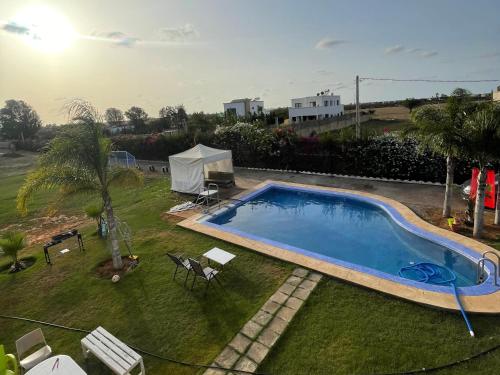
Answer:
xmin=81 ymin=326 xmax=145 ymax=375
xmin=203 ymin=247 xmax=236 ymax=267
xmin=26 ymin=355 xmax=86 ymax=375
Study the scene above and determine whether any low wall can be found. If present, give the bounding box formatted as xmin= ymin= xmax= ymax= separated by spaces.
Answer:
xmin=0 ymin=141 xmax=15 ymax=152
xmin=290 ymin=114 xmax=371 ymax=137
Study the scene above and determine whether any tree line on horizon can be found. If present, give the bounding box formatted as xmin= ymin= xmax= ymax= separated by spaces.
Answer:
xmin=0 ymin=88 xmax=499 ymax=239
xmin=0 ymin=99 xmax=288 ymax=143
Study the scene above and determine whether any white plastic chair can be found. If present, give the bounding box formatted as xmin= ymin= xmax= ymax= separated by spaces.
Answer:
xmin=16 ymin=328 xmax=52 ymax=371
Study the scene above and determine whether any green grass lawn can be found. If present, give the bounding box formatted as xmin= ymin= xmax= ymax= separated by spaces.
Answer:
xmin=0 ymin=162 xmax=292 ymax=374
xmin=1 ymin=153 xmax=500 ymax=375
xmin=259 ymin=279 xmax=500 ymax=375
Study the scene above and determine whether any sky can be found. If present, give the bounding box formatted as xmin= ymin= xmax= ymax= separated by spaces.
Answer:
xmin=1 ymin=0 xmax=500 ymax=124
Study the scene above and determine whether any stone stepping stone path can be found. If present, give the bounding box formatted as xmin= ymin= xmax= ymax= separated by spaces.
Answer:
xmin=203 ymin=268 xmax=322 ymax=375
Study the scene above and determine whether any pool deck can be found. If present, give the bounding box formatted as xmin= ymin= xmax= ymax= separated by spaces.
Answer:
xmin=178 ymin=180 xmax=500 ymax=314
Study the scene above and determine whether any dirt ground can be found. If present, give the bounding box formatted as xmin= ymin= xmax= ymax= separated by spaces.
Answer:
xmin=346 ymin=106 xmax=410 ymax=121
xmin=370 ymin=106 xmax=410 ymax=120
xmin=0 ymin=151 xmax=38 ymax=176
xmin=2 ymin=215 xmax=93 ymax=246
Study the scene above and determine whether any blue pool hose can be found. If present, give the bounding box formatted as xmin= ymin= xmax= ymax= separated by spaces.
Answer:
xmin=399 ymin=262 xmax=475 ymax=337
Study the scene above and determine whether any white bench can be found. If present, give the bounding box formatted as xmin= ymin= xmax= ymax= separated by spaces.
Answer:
xmin=81 ymin=326 xmax=145 ymax=375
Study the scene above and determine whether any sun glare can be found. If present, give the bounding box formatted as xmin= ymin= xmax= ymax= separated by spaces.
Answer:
xmin=13 ymin=6 xmax=76 ymax=53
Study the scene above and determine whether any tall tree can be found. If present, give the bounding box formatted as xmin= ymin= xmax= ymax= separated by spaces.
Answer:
xmin=158 ymin=106 xmax=188 ymax=130
xmin=176 ymin=105 xmax=188 ymax=130
xmin=411 ymin=89 xmax=473 ymax=218
xmin=0 ymin=99 xmax=42 ymax=141
xmin=125 ymin=106 xmax=148 ymax=133
xmin=105 ymin=108 xmax=125 ymax=127
xmin=158 ymin=106 xmax=176 ymax=130
xmin=461 ymin=104 xmax=500 ymax=238
xmin=402 ymin=98 xmax=422 ymax=113
xmin=495 ymin=177 xmax=500 ymax=226
xmin=17 ymin=100 xmax=143 ymax=269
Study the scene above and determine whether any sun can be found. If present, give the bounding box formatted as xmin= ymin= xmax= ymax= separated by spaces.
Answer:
xmin=13 ymin=6 xmax=76 ymax=53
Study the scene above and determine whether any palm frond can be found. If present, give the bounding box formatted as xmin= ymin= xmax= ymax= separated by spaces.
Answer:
xmin=410 ymin=104 xmax=464 ymax=157
xmin=65 ymin=99 xmax=103 ymax=125
xmin=462 ymin=106 xmax=500 ymax=164
xmin=85 ymin=203 xmax=104 ymax=219
xmin=0 ymin=232 xmax=26 ymax=258
xmin=17 ymin=166 xmax=100 ymax=215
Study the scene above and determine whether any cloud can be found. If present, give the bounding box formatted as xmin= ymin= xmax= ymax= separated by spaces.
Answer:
xmin=89 ymin=31 xmax=140 ymax=47
xmin=159 ymin=24 xmax=198 ymax=41
xmin=333 ymin=82 xmax=347 ymax=90
xmin=479 ymin=51 xmax=500 ymax=59
xmin=420 ymin=50 xmax=438 ymax=58
xmin=317 ymin=70 xmax=335 ymax=76
xmin=315 ymin=37 xmax=346 ymax=50
xmin=384 ymin=45 xmax=438 ymax=58
xmin=385 ymin=45 xmax=405 ymax=54
xmin=2 ymin=19 xmax=198 ymax=49
xmin=1 ymin=21 xmax=30 ymax=36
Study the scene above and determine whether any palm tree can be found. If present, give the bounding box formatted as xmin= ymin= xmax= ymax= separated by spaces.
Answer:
xmin=85 ymin=203 xmax=104 ymax=236
xmin=0 ymin=232 xmax=26 ymax=272
xmin=462 ymin=104 xmax=500 ymax=238
xmin=495 ymin=184 xmax=499 ymax=226
xmin=17 ymin=100 xmax=143 ymax=269
xmin=411 ymin=89 xmax=473 ymax=218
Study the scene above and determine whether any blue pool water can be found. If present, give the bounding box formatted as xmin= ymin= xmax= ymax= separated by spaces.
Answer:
xmin=207 ymin=186 xmax=478 ymax=287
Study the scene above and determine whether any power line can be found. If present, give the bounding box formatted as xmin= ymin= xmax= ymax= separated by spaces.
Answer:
xmin=360 ymin=77 xmax=500 ymax=83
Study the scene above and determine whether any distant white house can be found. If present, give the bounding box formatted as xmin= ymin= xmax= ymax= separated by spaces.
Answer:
xmin=493 ymin=86 xmax=500 ymax=102
xmin=223 ymin=98 xmax=266 ymax=117
xmin=288 ymin=93 xmax=344 ymax=123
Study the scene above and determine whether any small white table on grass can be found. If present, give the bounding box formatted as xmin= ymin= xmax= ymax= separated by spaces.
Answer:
xmin=81 ymin=326 xmax=145 ymax=375
xmin=26 ymin=355 xmax=86 ymax=375
xmin=203 ymin=247 xmax=236 ymax=267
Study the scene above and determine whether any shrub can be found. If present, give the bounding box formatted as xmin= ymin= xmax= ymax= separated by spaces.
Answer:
xmin=112 ymin=124 xmax=478 ymax=184
xmin=111 ymin=132 xmax=202 ymax=160
xmin=0 ymin=232 xmax=27 ymax=272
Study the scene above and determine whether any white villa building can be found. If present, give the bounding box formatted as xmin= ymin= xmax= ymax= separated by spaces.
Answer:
xmin=288 ymin=93 xmax=344 ymax=123
xmin=223 ymin=98 xmax=265 ymax=117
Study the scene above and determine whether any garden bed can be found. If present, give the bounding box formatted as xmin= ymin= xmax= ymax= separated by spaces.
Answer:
xmin=94 ymin=256 xmax=139 ymax=279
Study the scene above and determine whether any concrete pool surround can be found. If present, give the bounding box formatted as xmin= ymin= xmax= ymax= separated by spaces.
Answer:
xmin=179 ymin=180 xmax=500 ymax=313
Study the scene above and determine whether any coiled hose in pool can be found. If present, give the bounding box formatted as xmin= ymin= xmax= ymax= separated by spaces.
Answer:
xmin=399 ymin=262 xmax=475 ymax=337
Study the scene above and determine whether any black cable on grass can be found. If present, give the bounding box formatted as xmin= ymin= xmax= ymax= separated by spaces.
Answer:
xmin=2 ymin=314 xmax=500 ymax=375
xmin=0 ymin=314 xmax=270 ymax=375
xmin=371 ymin=340 xmax=500 ymax=375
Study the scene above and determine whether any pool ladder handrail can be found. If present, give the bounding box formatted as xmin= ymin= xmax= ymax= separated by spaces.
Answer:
xmin=476 ymin=251 xmax=500 ymax=286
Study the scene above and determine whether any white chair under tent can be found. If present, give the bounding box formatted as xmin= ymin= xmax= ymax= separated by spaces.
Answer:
xmin=168 ymin=144 xmax=234 ymax=211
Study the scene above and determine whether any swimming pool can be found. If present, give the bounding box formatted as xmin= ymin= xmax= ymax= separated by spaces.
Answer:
xmin=179 ymin=181 xmax=500 ymax=312
xmin=209 ymin=185 xmax=478 ymax=286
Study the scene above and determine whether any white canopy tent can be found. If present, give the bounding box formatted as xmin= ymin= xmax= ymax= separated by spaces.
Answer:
xmin=169 ymin=144 xmax=234 ymax=194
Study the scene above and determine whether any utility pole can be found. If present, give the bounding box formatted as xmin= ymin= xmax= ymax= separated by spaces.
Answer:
xmin=355 ymin=75 xmax=360 ymax=139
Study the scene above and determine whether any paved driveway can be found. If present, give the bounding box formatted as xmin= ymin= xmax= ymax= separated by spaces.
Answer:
xmin=233 ymin=167 xmax=464 ymax=215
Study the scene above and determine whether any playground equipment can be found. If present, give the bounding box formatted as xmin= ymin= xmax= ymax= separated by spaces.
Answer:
xmin=109 ymin=151 xmax=137 ymax=168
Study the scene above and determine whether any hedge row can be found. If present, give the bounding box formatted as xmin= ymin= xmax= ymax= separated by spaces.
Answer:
xmin=111 ymin=129 xmax=477 ymax=184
